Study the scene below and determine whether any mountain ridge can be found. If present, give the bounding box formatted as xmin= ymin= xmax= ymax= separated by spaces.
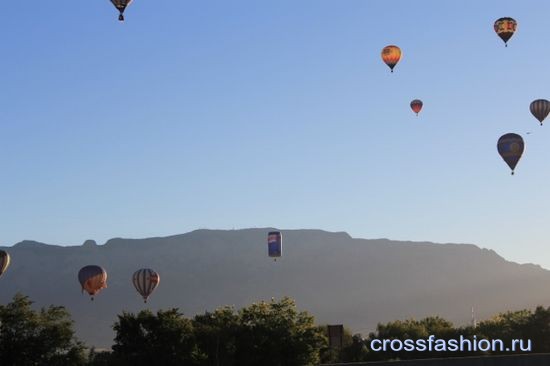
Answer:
xmin=0 ymin=228 xmax=549 ymax=348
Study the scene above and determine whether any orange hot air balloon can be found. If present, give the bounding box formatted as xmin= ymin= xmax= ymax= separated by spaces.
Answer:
xmin=494 ymin=17 xmax=517 ymax=47
xmin=78 ymin=265 xmax=107 ymax=301
xmin=410 ymin=99 xmax=423 ymax=116
xmin=381 ymin=45 xmax=402 ymax=73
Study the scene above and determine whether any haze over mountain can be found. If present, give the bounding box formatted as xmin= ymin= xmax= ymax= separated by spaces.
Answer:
xmin=1 ymin=228 xmax=549 ymax=348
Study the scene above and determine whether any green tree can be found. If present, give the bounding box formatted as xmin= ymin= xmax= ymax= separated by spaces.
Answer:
xmin=235 ymin=297 xmax=326 ymax=366
xmin=317 ymin=325 xmax=338 ymax=364
xmin=111 ymin=309 xmax=205 ymax=366
xmin=193 ymin=306 xmax=240 ymax=366
xmin=477 ymin=309 xmax=531 ymax=342
xmin=318 ymin=325 xmax=368 ymax=364
xmin=340 ymin=333 xmax=369 ymax=363
xmin=0 ymin=293 xmax=86 ymax=366
xmin=524 ymin=306 xmax=550 ymax=352
xmin=366 ymin=316 xmax=459 ymax=361
xmin=110 ymin=298 xmax=325 ymax=366
xmin=88 ymin=348 xmax=114 ymax=366
xmin=477 ymin=307 xmax=550 ymax=354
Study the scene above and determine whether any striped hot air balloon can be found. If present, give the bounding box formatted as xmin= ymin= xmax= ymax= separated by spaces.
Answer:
xmin=530 ymin=99 xmax=550 ymax=126
xmin=132 ymin=268 xmax=160 ymax=303
xmin=110 ymin=0 xmax=133 ymax=21
xmin=268 ymin=231 xmax=282 ymax=261
xmin=0 ymin=250 xmax=10 ymax=278
xmin=381 ymin=45 xmax=402 ymax=73
xmin=494 ymin=17 xmax=517 ymax=47
xmin=78 ymin=265 xmax=107 ymax=301
xmin=410 ymin=99 xmax=423 ymax=116
xmin=497 ymin=133 xmax=524 ymax=175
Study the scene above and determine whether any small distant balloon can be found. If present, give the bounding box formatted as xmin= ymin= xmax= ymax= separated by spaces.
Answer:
xmin=132 ymin=268 xmax=160 ymax=303
xmin=381 ymin=45 xmax=402 ymax=73
xmin=497 ymin=133 xmax=524 ymax=175
xmin=530 ymin=99 xmax=550 ymax=126
xmin=110 ymin=0 xmax=133 ymax=21
xmin=78 ymin=265 xmax=107 ymax=301
xmin=410 ymin=99 xmax=423 ymax=116
xmin=494 ymin=17 xmax=517 ymax=47
xmin=268 ymin=232 xmax=282 ymax=261
xmin=0 ymin=250 xmax=10 ymax=278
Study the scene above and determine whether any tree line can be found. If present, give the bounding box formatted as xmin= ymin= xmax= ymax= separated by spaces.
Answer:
xmin=1 ymin=294 xmax=550 ymax=365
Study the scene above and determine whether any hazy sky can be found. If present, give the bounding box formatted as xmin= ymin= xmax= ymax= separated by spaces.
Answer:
xmin=1 ymin=1 xmax=549 ymax=267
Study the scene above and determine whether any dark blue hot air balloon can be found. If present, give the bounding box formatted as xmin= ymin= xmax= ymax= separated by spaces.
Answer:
xmin=497 ymin=133 xmax=524 ymax=175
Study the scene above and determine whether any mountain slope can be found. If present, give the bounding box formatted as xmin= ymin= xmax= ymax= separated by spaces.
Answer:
xmin=0 ymin=228 xmax=549 ymax=348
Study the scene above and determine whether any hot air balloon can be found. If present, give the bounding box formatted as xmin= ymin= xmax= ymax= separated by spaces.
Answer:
xmin=497 ymin=133 xmax=524 ymax=175
xmin=381 ymin=45 xmax=401 ymax=73
xmin=78 ymin=265 xmax=107 ymax=301
xmin=132 ymin=268 xmax=160 ymax=303
xmin=530 ymin=99 xmax=550 ymax=126
xmin=0 ymin=250 xmax=10 ymax=278
xmin=410 ymin=99 xmax=423 ymax=116
xmin=268 ymin=231 xmax=282 ymax=261
xmin=111 ymin=0 xmax=133 ymax=21
xmin=494 ymin=17 xmax=517 ymax=47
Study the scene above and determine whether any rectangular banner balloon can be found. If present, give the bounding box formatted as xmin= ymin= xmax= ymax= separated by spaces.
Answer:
xmin=268 ymin=232 xmax=282 ymax=258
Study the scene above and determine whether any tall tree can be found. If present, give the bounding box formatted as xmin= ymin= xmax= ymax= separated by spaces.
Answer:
xmin=112 ymin=309 xmax=205 ymax=366
xmin=0 ymin=293 xmax=86 ymax=366
xmin=193 ymin=306 xmax=240 ymax=366
xmin=235 ymin=297 xmax=325 ymax=366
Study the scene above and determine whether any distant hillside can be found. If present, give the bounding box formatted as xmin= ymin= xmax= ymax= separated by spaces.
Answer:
xmin=1 ymin=228 xmax=549 ymax=348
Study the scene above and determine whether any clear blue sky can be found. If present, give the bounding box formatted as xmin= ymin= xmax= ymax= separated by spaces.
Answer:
xmin=1 ymin=1 xmax=549 ymax=267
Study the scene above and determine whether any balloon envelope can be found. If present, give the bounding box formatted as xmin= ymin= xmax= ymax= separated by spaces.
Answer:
xmin=410 ymin=99 xmax=423 ymax=115
xmin=494 ymin=17 xmax=517 ymax=46
xmin=497 ymin=133 xmax=524 ymax=174
xmin=381 ymin=45 xmax=402 ymax=72
xmin=268 ymin=232 xmax=282 ymax=259
xmin=132 ymin=268 xmax=160 ymax=302
xmin=0 ymin=250 xmax=10 ymax=278
xmin=110 ymin=0 xmax=133 ymax=21
xmin=78 ymin=265 xmax=107 ymax=298
xmin=530 ymin=99 xmax=550 ymax=125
